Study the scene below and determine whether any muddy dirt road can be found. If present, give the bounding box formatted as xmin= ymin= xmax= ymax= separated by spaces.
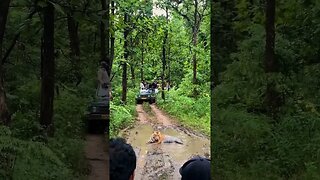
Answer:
xmin=120 ymin=104 xmax=210 ymax=180
xmin=85 ymin=134 xmax=109 ymax=180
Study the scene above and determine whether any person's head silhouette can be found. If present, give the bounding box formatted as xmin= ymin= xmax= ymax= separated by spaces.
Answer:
xmin=110 ymin=138 xmax=136 ymax=180
xmin=179 ymin=156 xmax=211 ymax=180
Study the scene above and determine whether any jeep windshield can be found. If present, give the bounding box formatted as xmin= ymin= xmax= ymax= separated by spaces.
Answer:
xmin=139 ymin=89 xmax=153 ymax=95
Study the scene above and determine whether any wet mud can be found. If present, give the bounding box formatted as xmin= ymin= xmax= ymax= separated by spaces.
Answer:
xmin=121 ymin=104 xmax=210 ymax=180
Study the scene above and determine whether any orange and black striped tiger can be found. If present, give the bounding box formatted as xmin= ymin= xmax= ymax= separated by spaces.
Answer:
xmin=147 ymin=131 xmax=183 ymax=144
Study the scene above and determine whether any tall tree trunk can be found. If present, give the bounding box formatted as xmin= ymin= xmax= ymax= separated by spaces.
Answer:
xmin=210 ymin=1 xmax=217 ymax=178
xmin=140 ymin=39 xmax=144 ymax=81
xmin=192 ymin=0 xmax=199 ymax=85
xmin=161 ymin=40 xmax=166 ymax=100
xmin=100 ymin=0 xmax=107 ymax=63
xmin=0 ymin=67 xmax=9 ymax=126
xmin=0 ymin=0 xmax=10 ymax=56
xmin=264 ymin=0 xmax=276 ymax=73
xmin=192 ymin=0 xmax=200 ymax=97
xmin=130 ymin=64 xmax=135 ymax=87
xmin=161 ymin=8 xmax=169 ymax=100
xmin=99 ymin=1 xmax=111 ymax=102
xmin=167 ymin=23 xmax=171 ymax=91
xmin=129 ymin=36 xmax=135 ymax=86
xmin=152 ymin=58 xmax=156 ymax=78
xmin=100 ymin=18 xmax=106 ymax=63
xmin=192 ymin=33 xmax=198 ymax=85
xmin=0 ymin=0 xmax=11 ymax=125
xmin=106 ymin=0 xmax=110 ymax=76
xmin=122 ymin=13 xmax=129 ymax=104
xmin=211 ymin=0 xmax=219 ymax=89
xmin=94 ymin=32 xmax=97 ymax=52
xmin=191 ymin=33 xmax=198 ymax=97
xmin=110 ymin=0 xmax=115 ymax=76
xmin=101 ymin=1 xmax=110 ymax=174
xmin=67 ymin=13 xmax=82 ymax=86
xmin=40 ymin=3 xmax=55 ymax=137
xmin=264 ymin=0 xmax=282 ymax=118
xmin=167 ymin=44 xmax=171 ymax=91
xmin=101 ymin=0 xmax=110 ymax=75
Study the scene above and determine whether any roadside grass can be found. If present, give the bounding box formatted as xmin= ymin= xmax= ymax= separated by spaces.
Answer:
xmin=109 ymin=89 xmax=137 ymax=138
xmin=156 ymin=89 xmax=210 ymax=137
xmin=109 ymin=102 xmax=135 ymax=137
xmin=142 ymin=103 xmax=152 ymax=113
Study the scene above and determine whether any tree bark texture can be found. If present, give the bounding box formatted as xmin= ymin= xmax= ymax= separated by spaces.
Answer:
xmin=0 ymin=0 xmax=10 ymax=52
xmin=94 ymin=32 xmax=97 ymax=52
xmin=130 ymin=64 xmax=135 ymax=87
xmin=0 ymin=0 xmax=11 ymax=125
xmin=264 ymin=0 xmax=276 ymax=73
xmin=40 ymin=3 xmax=55 ymax=136
xmin=67 ymin=13 xmax=82 ymax=86
xmin=192 ymin=0 xmax=199 ymax=85
xmin=161 ymin=8 xmax=169 ymax=100
xmin=106 ymin=0 xmax=110 ymax=75
xmin=0 ymin=66 xmax=10 ymax=125
xmin=167 ymin=44 xmax=171 ymax=91
xmin=140 ymin=39 xmax=144 ymax=81
xmin=264 ymin=0 xmax=283 ymax=118
xmin=110 ymin=0 xmax=115 ymax=76
xmin=122 ymin=13 xmax=129 ymax=103
xmin=101 ymin=0 xmax=111 ymax=76
xmin=100 ymin=0 xmax=106 ymax=63
xmin=211 ymin=0 xmax=219 ymax=89
xmin=191 ymin=0 xmax=201 ymax=97
xmin=210 ymin=0 xmax=214 ymax=177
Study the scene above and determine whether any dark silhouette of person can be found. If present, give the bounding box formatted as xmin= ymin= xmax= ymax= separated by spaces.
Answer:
xmin=97 ymin=61 xmax=111 ymax=99
xmin=110 ymin=138 xmax=137 ymax=180
xmin=179 ymin=156 xmax=211 ymax=180
xmin=149 ymin=81 xmax=157 ymax=93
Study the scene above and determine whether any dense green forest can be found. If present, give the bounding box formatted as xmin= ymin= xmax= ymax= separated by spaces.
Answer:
xmin=110 ymin=0 xmax=210 ymax=137
xmin=212 ymin=0 xmax=320 ymax=179
xmin=3 ymin=0 xmax=319 ymax=179
xmin=0 ymin=0 xmax=104 ymax=178
xmin=0 ymin=0 xmax=210 ymax=179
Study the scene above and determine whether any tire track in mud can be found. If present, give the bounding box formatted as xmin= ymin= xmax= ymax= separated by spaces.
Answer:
xmin=136 ymin=104 xmax=150 ymax=123
xmin=149 ymin=104 xmax=173 ymax=126
xmin=131 ymin=105 xmax=157 ymax=180
xmin=150 ymin=104 xmax=208 ymax=139
xmin=124 ymin=104 xmax=210 ymax=180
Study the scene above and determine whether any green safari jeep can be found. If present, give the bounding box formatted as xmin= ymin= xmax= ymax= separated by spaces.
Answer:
xmin=136 ymin=89 xmax=156 ymax=104
xmin=85 ymin=99 xmax=109 ymax=133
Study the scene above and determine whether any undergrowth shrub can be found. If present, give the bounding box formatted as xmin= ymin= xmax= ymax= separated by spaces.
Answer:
xmin=157 ymin=89 xmax=210 ymax=136
xmin=214 ymin=111 xmax=320 ymax=179
xmin=109 ymin=89 xmax=136 ymax=137
xmin=110 ymin=102 xmax=134 ymax=137
xmin=10 ymin=111 xmax=43 ymax=141
xmin=7 ymin=80 xmax=41 ymax=113
xmin=51 ymin=90 xmax=89 ymax=176
xmin=54 ymin=90 xmax=88 ymax=138
xmin=48 ymin=137 xmax=89 ymax=178
xmin=0 ymin=134 xmax=73 ymax=180
xmin=1 ymin=88 xmax=90 ymax=179
xmin=176 ymin=69 xmax=210 ymax=98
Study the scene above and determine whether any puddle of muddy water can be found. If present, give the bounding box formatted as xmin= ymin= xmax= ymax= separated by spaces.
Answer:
xmin=122 ymin=123 xmax=210 ymax=180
